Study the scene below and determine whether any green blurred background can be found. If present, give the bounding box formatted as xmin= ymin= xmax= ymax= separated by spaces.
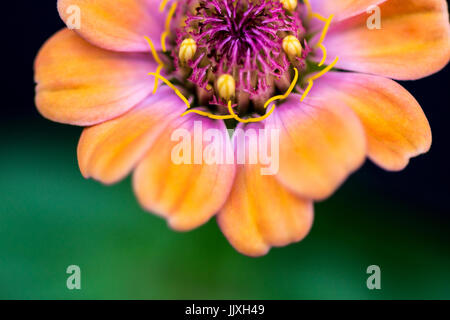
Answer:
xmin=2 ymin=1 xmax=450 ymax=299
xmin=1 ymin=119 xmax=449 ymax=299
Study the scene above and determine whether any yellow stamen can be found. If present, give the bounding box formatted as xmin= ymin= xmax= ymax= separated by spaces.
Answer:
xmin=144 ymin=36 xmax=165 ymax=93
xmin=161 ymin=31 xmax=169 ymax=52
xmin=161 ymin=2 xmax=177 ymax=52
xmin=226 ymin=101 xmax=276 ymax=123
xmin=315 ymin=14 xmax=334 ymax=66
xmin=145 ymin=2 xmax=178 ymax=93
xmin=300 ymin=56 xmax=339 ymax=102
xmin=280 ymin=0 xmax=297 ymax=11
xmin=282 ymin=35 xmax=302 ymax=58
xmin=159 ymin=0 xmax=170 ymax=12
xmin=147 ymin=71 xmax=234 ymax=121
xmin=263 ymin=67 xmax=298 ymax=110
xmin=180 ymin=68 xmax=299 ymax=123
xmin=303 ymin=0 xmax=313 ymax=17
xmin=153 ymin=64 xmax=164 ymax=94
xmin=293 ymin=1 xmax=339 ymax=101
xmin=165 ymin=2 xmax=177 ymax=31
xmin=181 ymin=109 xmax=236 ymax=120
xmin=144 ymin=36 xmax=164 ymax=66
xmin=303 ymin=0 xmax=334 ymax=66
xmin=226 ymin=68 xmax=299 ymax=123
xmin=148 ymin=72 xmax=191 ymax=109
xmin=217 ymin=74 xmax=236 ymax=101
xmin=179 ymin=38 xmax=197 ymax=63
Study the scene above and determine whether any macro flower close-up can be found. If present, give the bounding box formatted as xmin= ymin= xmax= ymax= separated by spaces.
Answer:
xmin=33 ymin=0 xmax=450 ymax=257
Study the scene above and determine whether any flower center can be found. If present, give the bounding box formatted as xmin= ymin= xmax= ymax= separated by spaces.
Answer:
xmin=173 ymin=0 xmax=306 ymax=116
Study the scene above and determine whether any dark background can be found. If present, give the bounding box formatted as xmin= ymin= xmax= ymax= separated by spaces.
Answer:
xmin=1 ymin=2 xmax=449 ymax=299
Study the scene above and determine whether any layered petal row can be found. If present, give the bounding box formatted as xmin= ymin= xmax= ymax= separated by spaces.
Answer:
xmin=78 ymin=87 xmax=185 ymax=184
xmin=265 ymin=94 xmax=367 ymax=200
xmin=321 ymin=0 xmax=450 ymax=80
xmin=57 ymin=0 xmax=167 ymax=52
xmin=133 ymin=113 xmax=236 ymax=231
xmin=35 ymin=29 xmax=157 ymax=126
xmin=311 ymin=72 xmax=432 ymax=171
xmin=218 ymin=124 xmax=314 ymax=256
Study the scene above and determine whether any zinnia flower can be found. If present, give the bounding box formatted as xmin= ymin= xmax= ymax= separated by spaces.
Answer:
xmin=34 ymin=0 xmax=450 ymax=256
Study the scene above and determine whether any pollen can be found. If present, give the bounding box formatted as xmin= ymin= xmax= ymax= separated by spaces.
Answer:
xmin=282 ymin=35 xmax=302 ymax=58
xmin=179 ymin=38 xmax=197 ymax=63
xmin=217 ymin=74 xmax=235 ymax=101
xmin=280 ymin=0 xmax=297 ymax=11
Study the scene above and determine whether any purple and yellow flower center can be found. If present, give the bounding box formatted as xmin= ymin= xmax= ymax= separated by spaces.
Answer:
xmin=179 ymin=0 xmax=302 ymax=98
xmin=148 ymin=0 xmax=336 ymax=124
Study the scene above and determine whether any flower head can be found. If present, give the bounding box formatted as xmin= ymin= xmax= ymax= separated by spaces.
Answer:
xmin=35 ymin=0 xmax=450 ymax=256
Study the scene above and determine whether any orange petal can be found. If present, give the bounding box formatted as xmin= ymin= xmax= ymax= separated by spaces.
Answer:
xmin=217 ymin=123 xmax=314 ymax=257
xmin=322 ymin=0 xmax=450 ymax=80
xmin=310 ymin=72 xmax=432 ymax=171
xmin=265 ymin=94 xmax=366 ymax=200
xmin=310 ymin=0 xmax=386 ymax=21
xmin=35 ymin=29 xmax=156 ymax=126
xmin=57 ymin=0 xmax=166 ymax=52
xmin=133 ymin=115 xmax=236 ymax=231
xmin=78 ymin=87 xmax=185 ymax=185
